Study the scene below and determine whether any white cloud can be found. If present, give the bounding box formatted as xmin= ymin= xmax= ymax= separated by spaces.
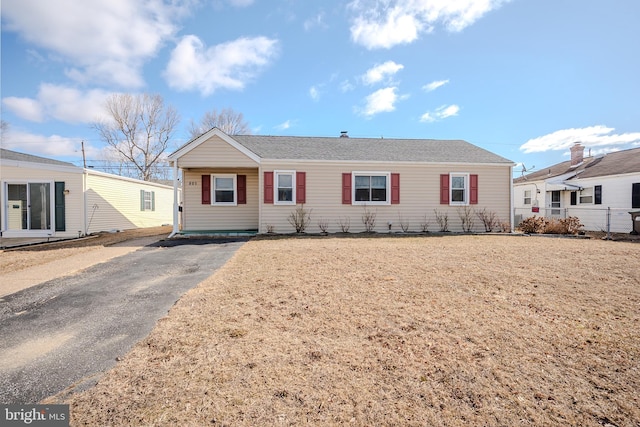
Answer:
xmin=2 ymin=0 xmax=187 ymax=88
xmin=420 ymin=104 xmax=460 ymax=122
xmin=340 ymin=80 xmax=355 ymax=92
xmin=0 ymin=129 xmax=85 ymax=159
xmin=2 ymin=84 xmax=112 ymax=124
xmin=423 ymin=79 xmax=449 ymax=92
xmin=275 ymin=120 xmax=293 ymax=130
xmin=349 ymin=0 xmax=508 ymax=49
xmin=227 ymin=0 xmax=254 ymax=6
xmin=520 ymin=126 xmax=640 ymax=154
xmin=309 ymin=86 xmax=321 ymax=101
xmin=164 ymin=35 xmax=279 ymax=96
xmin=360 ymin=87 xmax=408 ymax=117
xmin=362 ymin=61 xmax=404 ymax=85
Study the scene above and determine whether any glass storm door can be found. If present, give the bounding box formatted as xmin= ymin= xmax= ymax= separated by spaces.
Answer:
xmin=550 ymin=190 xmax=561 ymax=217
xmin=6 ymin=183 xmax=51 ymax=231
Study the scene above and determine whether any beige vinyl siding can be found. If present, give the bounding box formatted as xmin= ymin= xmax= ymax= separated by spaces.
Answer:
xmin=85 ymin=172 xmax=174 ymax=233
xmin=178 ymin=135 xmax=258 ymax=168
xmin=259 ymin=161 xmax=512 ymax=234
xmin=182 ymin=168 xmax=259 ymax=231
xmin=1 ymin=164 xmax=84 ymax=238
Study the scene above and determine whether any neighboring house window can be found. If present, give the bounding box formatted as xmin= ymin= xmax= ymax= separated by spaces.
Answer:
xmin=524 ymin=190 xmax=532 ymax=205
xmin=440 ymin=173 xmax=478 ymax=206
xmin=570 ymin=191 xmax=577 ymax=206
xmin=264 ymin=171 xmax=306 ymax=205
xmin=212 ymin=174 xmax=237 ymax=205
xmin=140 ymin=190 xmax=155 ymax=211
xmin=352 ymin=172 xmax=391 ymax=205
xmin=633 ymin=183 xmax=640 ymax=209
xmin=274 ymin=170 xmax=295 ymax=205
xmin=594 ymin=185 xmax=602 ymax=205
xmin=579 ymin=187 xmax=593 ymax=204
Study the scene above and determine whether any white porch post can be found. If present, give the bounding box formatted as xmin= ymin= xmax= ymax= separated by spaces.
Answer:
xmin=170 ymin=160 xmax=179 ymax=237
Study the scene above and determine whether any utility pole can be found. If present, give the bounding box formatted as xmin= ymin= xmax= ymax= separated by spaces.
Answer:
xmin=81 ymin=140 xmax=87 ymax=168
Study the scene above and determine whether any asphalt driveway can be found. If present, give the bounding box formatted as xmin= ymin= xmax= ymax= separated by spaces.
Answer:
xmin=0 ymin=237 xmax=248 ymax=404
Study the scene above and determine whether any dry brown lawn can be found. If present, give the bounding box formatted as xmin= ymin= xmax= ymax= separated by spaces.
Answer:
xmin=46 ymin=234 xmax=640 ymax=427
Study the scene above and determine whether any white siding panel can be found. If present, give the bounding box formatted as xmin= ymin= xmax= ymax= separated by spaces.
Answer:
xmin=86 ymin=173 xmax=174 ymax=233
xmin=259 ymin=161 xmax=512 ymax=234
xmin=182 ymin=169 xmax=259 ymax=231
xmin=178 ymin=135 xmax=258 ymax=168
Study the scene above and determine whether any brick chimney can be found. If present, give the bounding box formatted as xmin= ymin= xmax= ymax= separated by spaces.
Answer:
xmin=570 ymin=142 xmax=584 ymax=166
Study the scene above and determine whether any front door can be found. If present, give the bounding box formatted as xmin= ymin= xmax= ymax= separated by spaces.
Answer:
xmin=4 ymin=183 xmax=52 ymax=234
xmin=550 ymin=190 xmax=561 ymax=217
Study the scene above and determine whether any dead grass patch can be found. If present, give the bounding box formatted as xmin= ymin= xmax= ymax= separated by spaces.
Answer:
xmin=61 ymin=235 xmax=639 ymax=426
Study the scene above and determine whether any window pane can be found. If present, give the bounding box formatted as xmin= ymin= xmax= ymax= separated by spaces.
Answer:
xmin=278 ymin=174 xmax=292 ymax=188
xmin=355 ymin=188 xmax=370 ymax=201
xmin=355 ymin=176 xmax=369 ymax=189
xmin=215 ymin=177 xmax=234 ymax=190
xmin=29 ymin=183 xmax=51 ymax=230
xmin=215 ymin=190 xmax=234 ymax=203
xmin=144 ymin=191 xmax=152 ymax=210
xmin=452 ymin=176 xmax=465 ymax=189
xmin=372 ymin=188 xmax=386 ymax=201
xmin=452 ymin=189 xmax=465 ymax=202
xmin=371 ymin=176 xmax=386 ymax=189
xmin=278 ymin=189 xmax=293 ymax=202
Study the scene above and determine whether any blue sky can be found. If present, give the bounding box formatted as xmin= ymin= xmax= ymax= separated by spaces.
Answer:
xmin=2 ymin=0 xmax=639 ymax=177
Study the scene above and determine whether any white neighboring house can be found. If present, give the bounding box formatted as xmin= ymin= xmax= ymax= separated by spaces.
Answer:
xmin=1 ymin=148 xmax=176 ymax=238
xmin=513 ymin=143 xmax=640 ymax=233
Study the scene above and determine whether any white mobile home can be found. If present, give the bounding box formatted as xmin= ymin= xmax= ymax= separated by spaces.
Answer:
xmin=1 ymin=148 xmax=175 ymax=238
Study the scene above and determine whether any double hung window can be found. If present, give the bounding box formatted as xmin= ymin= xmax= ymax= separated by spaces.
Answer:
xmin=353 ymin=172 xmax=390 ymax=205
xmin=212 ymin=174 xmax=237 ymax=205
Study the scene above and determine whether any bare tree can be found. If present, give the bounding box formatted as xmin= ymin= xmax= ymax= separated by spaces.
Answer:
xmin=189 ymin=107 xmax=251 ymax=138
xmin=92 ymin=93 xmax=179 ymax=181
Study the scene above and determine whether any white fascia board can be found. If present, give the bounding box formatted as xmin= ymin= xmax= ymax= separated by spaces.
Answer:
xmin=0 ymin=159 xmax=83 ymax=174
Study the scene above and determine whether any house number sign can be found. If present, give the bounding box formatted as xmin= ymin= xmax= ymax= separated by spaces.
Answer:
xmin=187 ymin=181 xmax=199 ymax=186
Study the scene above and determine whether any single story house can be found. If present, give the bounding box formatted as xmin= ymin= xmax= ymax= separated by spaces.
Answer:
xmin=513 ymin=143 xmax=640 ymax=233
xmin=167 ymin=128 xmax=515 ymax=235
xmin=1 ymin=148 xmax=176 ymax=238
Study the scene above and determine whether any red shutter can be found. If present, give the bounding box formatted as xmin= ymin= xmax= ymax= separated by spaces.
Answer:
xmin=264 ymin=171 xmax=274 ymax=204
xmin=237 ymin=175 xmax=246 ymax=204
xmin=391 ymin=173 xmax=400 ymax=204
xmin=470 ymin=174 xmax=478 ymax=205
xmin=342 ymin=173 xmax=352 ymax=204
xmin=202 ymin=174 xmax=211 ymax=204
xmin=296 ymin=171 xmax=306 ymax=204
xmin=440 ymin=174 xmax=450 ymax=204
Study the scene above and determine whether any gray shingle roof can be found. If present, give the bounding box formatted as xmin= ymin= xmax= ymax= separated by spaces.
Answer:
xmin=514 ymin=147 xmax=640 ymax=183
xmin=1 ymin=148 xmax=77 ymax=167
xmin=231 ymin=135 xmax=513 ymax=164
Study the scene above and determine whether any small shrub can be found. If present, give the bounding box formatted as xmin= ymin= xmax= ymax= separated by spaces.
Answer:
xmin=287 ymin=204 xmax=311 ymax=233
xmin=398 ymin=213 xmax=409 ymax=232
xmin=362 ymin=205 xmax=377 ymax=232
xmin=338 ymin=216 xmax=351 ymax=233
xmin=518 ymin=216 xmax=584 ymax=235
xmin=265 ymin=224 xmax=275 ymax=234
xmin=317 ymin=218 xmax=329 ymax=234
xmin=420 ymin=215 xmax=430 ymax=233
xmin=476 ymin=208 xmax=499 ymax=232
xmin=457 ymin=206 xmax=475 ymax=232
xmin=434 ymin=209 xmax=449 ymax=232
xmin=518 ymin=216 xmax=546 ymax=234
xmin=499 ymin=220 xmax=511 ymax=233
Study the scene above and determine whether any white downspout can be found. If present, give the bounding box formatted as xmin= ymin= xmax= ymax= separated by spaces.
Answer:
xmin=168 ymin=160 xmax=179 ymax=238
xmin=510 ymin=165 xmax=515 ymax=233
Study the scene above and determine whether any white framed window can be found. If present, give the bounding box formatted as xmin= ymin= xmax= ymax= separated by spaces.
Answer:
xmin=274 ymin=170 xmax=296 ymax=205
xmin=450 ymin=173 xmax=469 ymax=205
xmin=212 ymin=174 xmax=237 ymax=205
xmin=142 ymin=190 xmax=153 ymax=211
xmin=579 ymin=187 xmax=593 ymax=204
xmin=524 ymin=190 xmax=532 ymax=205
xmin=352 ymin=172 xmax=390 ymax=205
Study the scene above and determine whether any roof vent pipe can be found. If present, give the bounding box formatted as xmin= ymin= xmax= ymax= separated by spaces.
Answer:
xmin=340 ymin=131 xmax=349 ymax=138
